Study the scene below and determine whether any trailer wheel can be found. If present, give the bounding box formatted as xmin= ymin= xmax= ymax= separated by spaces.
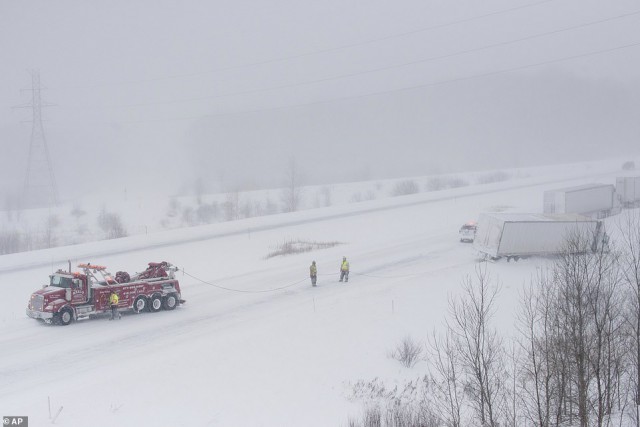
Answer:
xmin=163 ymin=293 xmax=178 ymax=310
xmin=133 ymin=296 xmax=148 ymax=313
xmin=149 ymin=294 xmax=163 ymax=312
xmin=57 ymin=308 xmax=73 ymax=326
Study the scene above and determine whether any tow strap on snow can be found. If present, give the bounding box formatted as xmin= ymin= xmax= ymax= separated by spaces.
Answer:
xmin=180 ymin=269 xmax=308 ymax=293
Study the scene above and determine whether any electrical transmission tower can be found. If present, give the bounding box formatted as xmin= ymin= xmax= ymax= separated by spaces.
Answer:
xmin=15 ymin=70 xmax=59 ymax=208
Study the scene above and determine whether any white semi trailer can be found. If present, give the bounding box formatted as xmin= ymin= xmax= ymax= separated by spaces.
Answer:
xmin=543 ymin=183 xmax=615 ymax=218
xmin=473 ymin=212 xmax=605 ymax=261
xmin=616 ymin=176 xmax=640 ymax=207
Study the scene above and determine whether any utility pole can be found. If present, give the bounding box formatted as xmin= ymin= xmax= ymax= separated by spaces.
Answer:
xmin=14 ymin=70 xmax=59 ymax=208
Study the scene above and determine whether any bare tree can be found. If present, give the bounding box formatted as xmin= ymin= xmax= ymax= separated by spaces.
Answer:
xmin=281 ymin=157 xmax=303 ymax=212
xmin=320 ymin=185 xmax=332 ymax=207
xmin=223 ymin=190 xmax=240 ymax=221
xmin=517 ymin=273 xmax=563 ymax=427
xmin=503 ymin=341 xmax=522 ymax=427
xmin=44 ymin=214 xmax=60 ymax=248
xmin=448 ymin=263 xmax=505 ymax=426
xmin=551 ymin=228 xmax=625 ymax=427
xmin=194 ymin=176 xmax=205 ymax=205
xmin=428 ymin=328 xmax=464 ymax=427
xmin=618 ymin=211 xmax=640 ymax=426
xmin=4 ymin=193 xmax=21 ymax=221
xmin=0 ymin=228 xmax=22 ymax=254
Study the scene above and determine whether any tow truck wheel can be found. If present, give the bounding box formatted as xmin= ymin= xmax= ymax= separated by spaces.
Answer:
xmin=163 ymin=293 xmax=178 ymax=310
xmin=59 ymin=308 xmax=73 ymax=326
xmin=133 ymin=296 xmax=148 ymax=313
xmin=149 ymin=294 xmax=163 ymax=313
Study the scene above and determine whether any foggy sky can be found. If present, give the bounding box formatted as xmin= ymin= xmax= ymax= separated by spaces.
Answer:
xmin=1 ymin=0 xmax=639 ymax=201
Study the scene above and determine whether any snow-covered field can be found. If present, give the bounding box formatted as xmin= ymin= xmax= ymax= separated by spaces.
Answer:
xmin=0 ymin=159 xmax=635 ymax=426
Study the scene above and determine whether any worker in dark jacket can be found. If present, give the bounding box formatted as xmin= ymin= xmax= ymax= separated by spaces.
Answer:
xmin=109 ymin=290 xmax=121 ymax=320
xmin=310 ymin=261 xmax=318 ymax=287
xmin=339 ymin=256 xmax=350 ymax=282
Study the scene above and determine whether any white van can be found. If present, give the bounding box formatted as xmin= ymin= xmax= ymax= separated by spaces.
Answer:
xmin=459 ymin=221 xmax=477 ymax=243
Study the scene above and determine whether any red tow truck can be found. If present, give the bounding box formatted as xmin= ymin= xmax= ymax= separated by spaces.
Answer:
xmin=26 ymin=261 xmax=185 ymax=326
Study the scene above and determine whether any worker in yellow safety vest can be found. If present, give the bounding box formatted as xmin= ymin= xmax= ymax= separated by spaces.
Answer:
xmin=339 ymin=257 xmax=350 ymax=283
xmin=310 ymin=261 xmax=317 ymax=287
xmin=109 ymin=290 xmax=121 ymax=320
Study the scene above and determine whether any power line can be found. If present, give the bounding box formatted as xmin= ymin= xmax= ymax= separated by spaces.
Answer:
xmin=182 ymin=269 xmax=307 ymax=293
xmin=13 ymin=70 xmax=59 ymax=208
xmin=112 ymin=39 xmax=640 ymax=125
xmin=51 ymin=0 xmax=557 ymax=90
xmin=68 ymin=9 xmax=640 ymax=110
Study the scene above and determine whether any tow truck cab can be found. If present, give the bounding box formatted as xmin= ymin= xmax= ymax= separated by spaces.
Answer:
xmin=27 ymin=271 xmax=91 ymax=323
xmin=51 ymin=272 xmax=91 ymax=304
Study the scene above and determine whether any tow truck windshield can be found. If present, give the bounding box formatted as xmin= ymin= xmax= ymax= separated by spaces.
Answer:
xmin=50 ymin=275 xmax=73 ymax=288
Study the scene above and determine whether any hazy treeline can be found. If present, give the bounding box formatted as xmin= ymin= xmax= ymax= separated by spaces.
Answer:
xmin=0 ymin=170 xmax=511 ymax=255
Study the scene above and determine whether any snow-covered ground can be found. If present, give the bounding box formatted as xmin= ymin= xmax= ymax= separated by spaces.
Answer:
xmin=0 ymin=158 xmax=635 ymax=426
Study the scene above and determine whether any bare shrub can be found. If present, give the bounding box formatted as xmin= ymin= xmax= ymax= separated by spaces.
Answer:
xmin=622 ymin=160 xmax=636 ymax=170
xmin=197 ymin=202 xmax=218 ymax=223
xmin=391 ymin=336 xmax=423 ymax=368
xmin=266 ymin=239 xmax=341 ymax=258
xmin=347 ymin=377 xmax=441 ymax=427
xmin=263 ymin=196 xmax=278 ymax=215
xmin=352 ymin=189 xmax=377 ymax=202
xmin=348 ymin=406 xmax=381 ymax=427
xmin=349 ymin=404 xmax=440 ymax=427
xmin=447 ymin=177 xmax=468 ymax=188
xmin=477 ymin=171 xmax=510 ymax=184
xmin=426 ymin=177 xmax=445 ymax=192
xmin=363 ymin=190 xmax=376 ymax=201
xmin=181 ymin=206 xmax=196 ymax=226
xmin=97 ymin=209 xmax=127 ymax=239
xmin=391 ymin=180 xmax=420 ymax=196
xmin=426 ymin=176 xmax=469 ymax=192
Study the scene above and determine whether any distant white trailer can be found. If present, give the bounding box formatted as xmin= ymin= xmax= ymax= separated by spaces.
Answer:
xmin=473 ymin=212 xmax=604 ymax=261
xmin=616 ymin=176 xmax=640 ymax=207
xmin=543 ymin=183 xmax=615 ymax=218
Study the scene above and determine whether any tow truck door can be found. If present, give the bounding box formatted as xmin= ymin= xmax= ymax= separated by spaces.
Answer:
xmin=71 ymin=278 xmax=88 ymax=304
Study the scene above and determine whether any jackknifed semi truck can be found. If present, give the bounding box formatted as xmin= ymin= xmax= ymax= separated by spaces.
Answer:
xmin=473 ymin=212 xmax=606 ymax=261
